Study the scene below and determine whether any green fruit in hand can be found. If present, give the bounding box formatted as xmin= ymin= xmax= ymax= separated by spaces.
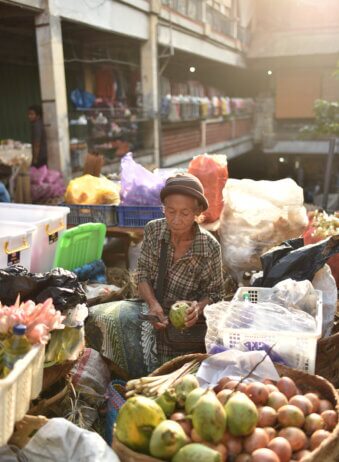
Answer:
xmin=169 ymin=301 xmax=190 ymax=330
xmin=172 ymin=443 xmax=221 ymax=462
xmin=155 ymin=390 xmax=177 ymax=417
xmin=149 ymin=420 xmax=189 ymax=460
xmin=175 ymin=374 xmax=199 ymax=407
xmin=192 ymin=391 xmax=226 ymax=443
xmin=115 ymin=396 xmax=166 ymax=454
xmin=185 ymin=387 xmax=206 ymax=414
xmin=224 ymin=391 xmax=259 ymax=436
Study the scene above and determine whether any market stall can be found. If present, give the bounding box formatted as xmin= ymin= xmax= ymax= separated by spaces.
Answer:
xmin=0 ymin=152 xmax=338 ymax=461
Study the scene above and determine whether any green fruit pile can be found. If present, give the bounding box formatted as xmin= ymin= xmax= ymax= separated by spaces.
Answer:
xmin=115 ymin=374 xmax=338 ymax=462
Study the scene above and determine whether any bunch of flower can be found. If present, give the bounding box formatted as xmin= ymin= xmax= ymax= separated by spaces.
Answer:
xmin=0 ymin=297 xmax=65 ymax=344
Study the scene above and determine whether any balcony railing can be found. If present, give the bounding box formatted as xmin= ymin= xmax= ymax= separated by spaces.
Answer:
xmin=206 ymin=5 xmax=234 ymax=37
xmin=161 ymin=0 xmax=204 ymax=22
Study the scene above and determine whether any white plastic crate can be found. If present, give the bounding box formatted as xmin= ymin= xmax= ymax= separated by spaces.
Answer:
xmin=0 ymin=204 xmax=70 ymax=273
xmin=222 ymin=287 xmax=323 ymax=374
xmin=0 ymin=344 xmax=45 ymax=446
xmin=0 ymin=221 xmax=35 ymax=270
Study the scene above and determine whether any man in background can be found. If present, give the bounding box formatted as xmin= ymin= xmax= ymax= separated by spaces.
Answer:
xmin=27 ymin=105 xmax=47 ymax=168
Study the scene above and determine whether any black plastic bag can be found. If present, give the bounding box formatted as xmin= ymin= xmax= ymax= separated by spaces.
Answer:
xmin=0 ymin=266 xmax=86 ymax=312
xmin=253 ymin=236 xmax=339 ymax=287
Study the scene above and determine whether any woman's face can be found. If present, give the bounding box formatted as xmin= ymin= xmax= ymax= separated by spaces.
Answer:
xmin=164 ymin=194 xmax=201 ymax=235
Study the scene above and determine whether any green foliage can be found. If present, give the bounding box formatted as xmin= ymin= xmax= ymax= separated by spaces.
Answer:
xmin=300 ymin=99 xmax=339 ymax=138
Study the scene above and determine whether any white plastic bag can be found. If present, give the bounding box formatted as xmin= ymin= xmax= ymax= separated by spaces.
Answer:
xmin=312 ymin=264 xmax=337 ymax=337
xmin=196 ymin=350 xmax=280 ymax=388
xmin=219 ymin=178 xmax=308 ymax=281
xmin=20 ymin=418 xmax=120 ymax=462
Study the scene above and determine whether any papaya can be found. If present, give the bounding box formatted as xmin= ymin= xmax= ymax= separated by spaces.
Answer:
xmin=115 ymin=396 xmax=165 ymax=454
xmin=185 ymin=387 xmax=206 ymax=414
xmin=192 ymin=391 xmax=226 ymax=443
xmin=155 ymin=390 xmax=177 ymax=417
xmin=224 ymin=391 xmax=259 ymax=436
xmin=172 ymin=443 xmax=222 ymax=462
xmin=169 ymin=302 xmax=190 ymax=330
xmin=175 ymin=374 xmax=199 ymax=407
xmin=149 ymin=420 xmax=189 ymax=460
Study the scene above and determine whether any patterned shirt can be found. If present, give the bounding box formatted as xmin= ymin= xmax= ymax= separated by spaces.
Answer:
xmin=136 ymin=219 xmax=225 ymax=309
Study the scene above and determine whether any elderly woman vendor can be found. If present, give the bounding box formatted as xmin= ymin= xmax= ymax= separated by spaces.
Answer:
xmin=87 ymin=174 xmax=225 ymax=378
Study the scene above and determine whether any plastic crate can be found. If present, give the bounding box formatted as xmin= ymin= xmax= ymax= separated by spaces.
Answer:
xmin=116 ymin=206 xmax=164 ymax=227
xmin=53 ymin=223 xmax=106 ymax=271
xmin=222 ymin=287 xmax=323 ymax=374
xmin=67 ymin=204 xmax=117 ymax=226
xmin=0 ymin=344 xmax=45 ymax=446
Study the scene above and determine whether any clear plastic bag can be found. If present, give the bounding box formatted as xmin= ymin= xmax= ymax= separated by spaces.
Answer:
xmin=219 ymin=178 xmax=308 ymax=281
xmin=268 ymin=279 xmax=318 ymax=316
xmin=312 ymin=264 xmax=337 ymax=337
xmin=204 ymin=298 xmax=317 ymax=355
xmin=120 ymin=153 xmax=166 ymax=205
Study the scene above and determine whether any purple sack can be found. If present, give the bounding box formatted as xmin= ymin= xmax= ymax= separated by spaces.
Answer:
xmin=120 ymin=153 xmax=165 ymax=206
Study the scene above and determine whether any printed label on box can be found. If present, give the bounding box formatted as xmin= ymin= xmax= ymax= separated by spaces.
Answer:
xmin=8 ymin=251 xmax=20 ymax=266
xmin=49 ymin=232 xmax=59 ymax=245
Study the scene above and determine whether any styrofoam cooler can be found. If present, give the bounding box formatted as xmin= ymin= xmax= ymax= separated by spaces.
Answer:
xmin=0 ymin=221 xmax=35 ymax=270
xmin=0 ymin=204 xmax=70 ymax=273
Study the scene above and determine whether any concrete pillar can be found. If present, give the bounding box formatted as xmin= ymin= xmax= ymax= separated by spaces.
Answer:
xmin=35 ymin=11 xmax=70 ymax=176
xmin=141 ymin=9 xmax=160 ymax=166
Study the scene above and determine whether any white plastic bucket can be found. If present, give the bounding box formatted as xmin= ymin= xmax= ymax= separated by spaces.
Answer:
xmin=0 ymin=204 xmax=70 ymax=273
xmin=0 ymin=221 xmax=35 ymax=270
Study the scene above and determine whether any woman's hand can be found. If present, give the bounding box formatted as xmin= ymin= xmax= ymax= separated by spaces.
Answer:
xmin=184 ymin=301 xmax=201 ymax=328
xmin=149 ymin=302 xmax=169 ymax=330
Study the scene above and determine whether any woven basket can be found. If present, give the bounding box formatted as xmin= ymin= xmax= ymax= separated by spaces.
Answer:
xmin=315 ymin=332 xmax=339 ymax=389
xmin=113 ymin=354 xmax=339 ymax=462
xmin=113 ymin=438 xmax=162 ymax=462
xmin=42 ymin=359 xmax=78 ymax=392
xmin=87 ymin=268 xmax=135 ymax=307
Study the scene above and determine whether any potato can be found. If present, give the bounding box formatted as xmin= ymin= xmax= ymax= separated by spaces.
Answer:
xmin=267 ymin=437 xmax=292 ymax=462
xmin=277 ymin=377 xmax=298 ymax=399
xmin=246 ymin=382 xmax=269 ymax=406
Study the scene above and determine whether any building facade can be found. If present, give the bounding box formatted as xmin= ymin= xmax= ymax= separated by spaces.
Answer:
xmin=0 ymin=0 xmax=255 ymax=175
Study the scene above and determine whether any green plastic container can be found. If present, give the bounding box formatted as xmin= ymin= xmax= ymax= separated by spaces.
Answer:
xmin=53 ymin=223 xmax=106 ymax=271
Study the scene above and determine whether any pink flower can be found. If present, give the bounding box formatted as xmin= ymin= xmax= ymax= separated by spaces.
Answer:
xmin=0 ymin=298 xmax=65 ymax=344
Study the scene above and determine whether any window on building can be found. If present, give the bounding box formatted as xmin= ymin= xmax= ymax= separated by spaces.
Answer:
xmin=162 ymin=0 xmax=203 ymax=21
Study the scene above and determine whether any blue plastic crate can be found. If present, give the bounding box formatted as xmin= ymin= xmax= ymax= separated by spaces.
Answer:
xmin=67 ymin=204 xmax=117 ymax=226
xmin=116 ymin=205 xmax=164 ymax=227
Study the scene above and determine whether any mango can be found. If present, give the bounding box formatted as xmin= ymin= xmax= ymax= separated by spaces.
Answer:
xmin=224 ymin=391 xmax=259 ymax=437
xmin=185 ymin=387 xmax=206 ymax=414
xmin=115 ymin=396 xmax=165 ymax=453
xmin=192 ymin=391 xmax=226 ymax=443
xmin=172 ymin=443 xmax=222 ymax=462
xmin=169 ymin=302 xmax=190 ymax=330
xmin=149 ymin=420 xmax=189 ymax=460
xmin=175 ymin=374 xmax=199 ymax=407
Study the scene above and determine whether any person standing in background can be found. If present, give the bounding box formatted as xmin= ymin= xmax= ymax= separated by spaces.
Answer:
xmin=27 ymin=105 xmax=47 ymax=168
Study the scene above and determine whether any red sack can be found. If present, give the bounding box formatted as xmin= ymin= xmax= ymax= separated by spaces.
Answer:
xmin=188 ymin=154 xmax=228 ymax=223
xmin=303 ymin=216 xmax=339 ymax=287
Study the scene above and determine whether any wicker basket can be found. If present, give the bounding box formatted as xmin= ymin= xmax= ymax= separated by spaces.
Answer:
xmin=113 ymin=354 xmax=339 ymax=462
xmin=113 ymin=438 xmax=162 ymax=462
xmin=315 ymin=332 xmax=339 ymax=389
xmin=87 ymin=268 xmax=135 ymax=307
